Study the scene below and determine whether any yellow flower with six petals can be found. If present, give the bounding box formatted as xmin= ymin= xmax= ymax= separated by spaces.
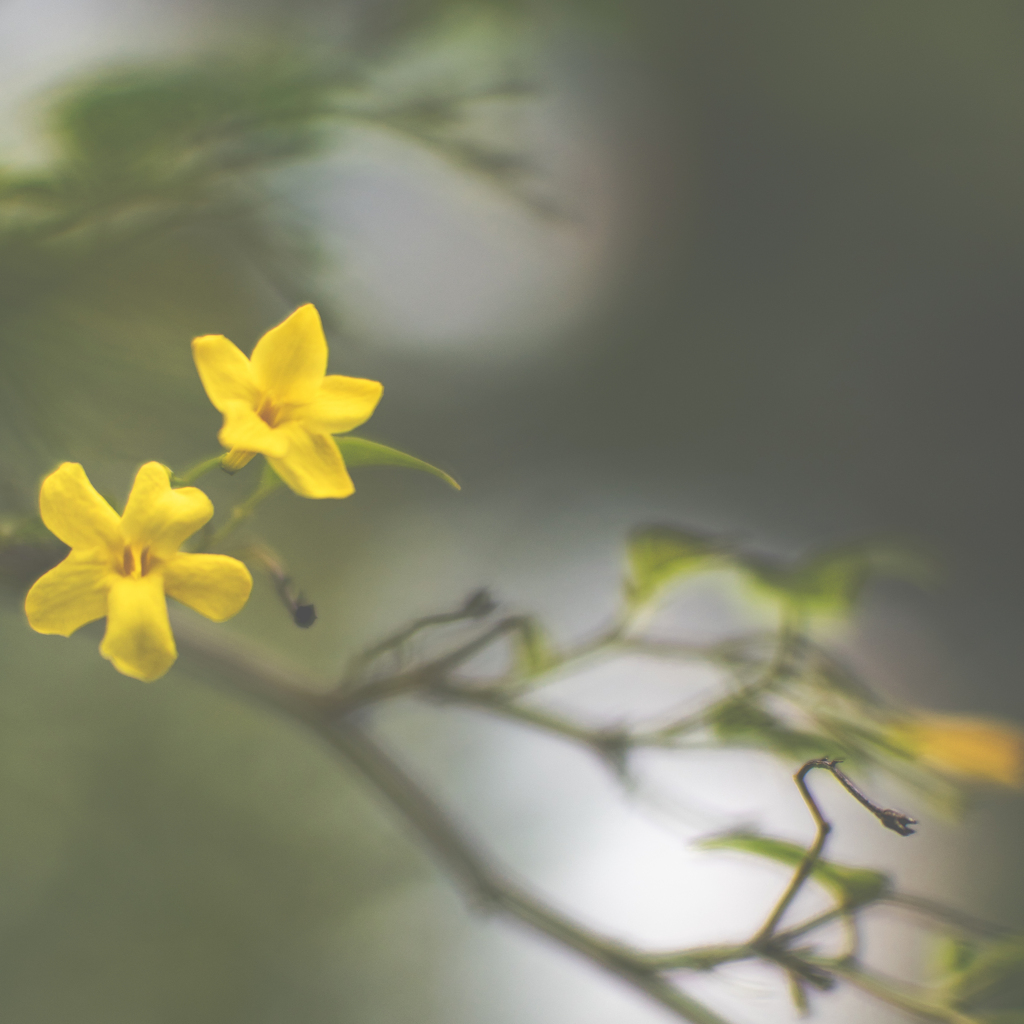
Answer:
xmin=192 ymin=304 xmax=383 ymax=498
xmin=25 ymin=462 xmax=252 ymax=682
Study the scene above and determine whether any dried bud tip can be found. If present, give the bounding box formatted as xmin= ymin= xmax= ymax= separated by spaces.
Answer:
xmin=293 ymin=604 xmax=317 ymax=628
xmin=879 ymin=809 xmax=917 ymax=836
xmin=462 ymin=588 xmax=497 ymax=618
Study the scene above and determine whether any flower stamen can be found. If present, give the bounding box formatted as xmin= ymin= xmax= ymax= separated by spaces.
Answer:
xmin=257 ymin=395 xmax=279 ymax=427
xmin=123 ymin=545 xmax=135 ymax=576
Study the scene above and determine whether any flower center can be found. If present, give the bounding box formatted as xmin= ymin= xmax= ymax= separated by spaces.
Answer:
xmin=257 ymin=395 xmax=281 ymax=428
xmin=121 ymin=545 xmax=154 ymax=577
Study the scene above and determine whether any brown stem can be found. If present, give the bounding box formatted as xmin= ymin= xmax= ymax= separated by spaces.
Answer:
xmin=753 ymin=759 xmax=836 ymax=944
xmin=331 ymin=616 xmax=533 ymax=712
xmin=170 ymin=614 xmax=733 ymax=1024
xmin=753 ymin=758 xmax=916 ymax=946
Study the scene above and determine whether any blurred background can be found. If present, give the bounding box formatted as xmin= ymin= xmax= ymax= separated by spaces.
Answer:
xmin=0 ymin=1 xmax=1022 ymax=1022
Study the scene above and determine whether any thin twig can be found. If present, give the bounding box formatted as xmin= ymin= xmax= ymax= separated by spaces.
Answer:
xmin=753 ymin=758 xmax=916 ymax=946
xmin=239 ymin=543 xmax=317 ymax=627
xmin=171 ymin=454 xmax=226 ymax=487
xmin=825 ymin=761 xmax=918 ymax=836
xmin=316 ymin=721 xmax=733 ymax=1024
xmin=330 ymin=616 xmax=533 ymax=712
xmin=166 ymin=608 xmax=1007 ymax=1024
xmin=170 ymin=614 xmax=734 ymax=1024
xmin=882 ymin=893 xmax=1017 ymax=939
xmin=802 ymin=956 xmax=978 ymax=1024
xmin=753 ymin=759 xmax=836 ymax=944
xmin=343 ymin=588 xmax=497 ymax=681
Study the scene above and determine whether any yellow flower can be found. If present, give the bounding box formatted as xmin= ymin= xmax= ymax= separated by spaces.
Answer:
xmin=890 ymin=712 xmax=1024 ymax=788
xmin=192 ymin=304 xmax=383 ymax=498
xmin=25 ymin=462 xmax=252 ymax=682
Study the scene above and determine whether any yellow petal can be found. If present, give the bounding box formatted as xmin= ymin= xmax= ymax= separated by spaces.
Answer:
xmin=164 ymin=552 xmax=253 ymax=622
xmin=267 ymin=424 xmax=354 ymax=498
xmin=39 ymin=462 xmax=122 ymax=551
xmin=892 ymin=713 xmax=1024 ymax=788
xmin=100 ymin=573 xmax=177 ymax=682
xmin=300 ymin=375 xmax=383 ymax=435
xmin=120 ymin=462 xmax=213 ymax=558
xmin=25 ymin=550 xmax=112 ymax=636
xmin=191 ymin=335 xmax=259 ymax=412
xmin=218 ymin=402 xmax=290 ymax=458
xmin=250 ymin=304 xmax=327 ymax=405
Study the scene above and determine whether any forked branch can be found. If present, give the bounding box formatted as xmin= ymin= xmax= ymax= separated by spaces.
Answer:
xmin=755 ymin=758 xmax=916 ymax=945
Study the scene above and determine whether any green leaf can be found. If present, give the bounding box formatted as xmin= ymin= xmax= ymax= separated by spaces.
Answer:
xmin=699 ymin=830 xmax=890 ymax=908
xmin=624 ymin=526 xmax=721 ymax=610
xmin=708 ymin=699 xmax=841 ymax=762
xmin=743 ymin=551 xmax=869 ymax=617
xmin=742 ymin=543 xmax=936 ymax=618
xmin=337 ymin=437 xmax=460 ymax=490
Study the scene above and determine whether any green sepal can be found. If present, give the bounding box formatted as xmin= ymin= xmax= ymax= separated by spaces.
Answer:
xmin=624 ymin=525 xmax=722 ymax=610
xmin=699 ymin=830 xmax=890 ymax=908
xmin=337 ymin=437 xmax=460 ymax=490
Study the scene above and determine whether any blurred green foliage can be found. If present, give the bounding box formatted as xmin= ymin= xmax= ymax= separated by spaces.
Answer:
xmin=934 ymin=934 xmax=1024 ymax=1020
xmin=625 ymin=525 xmax=934 ymax=624
xmin=624 ymin=525 xmax=723 ymax=612
xmin=0 ymin=13 xmax=539 ymax=1022
xmin=0 ymin=9 xmax=537 ymax=508
xmin=620 ymin=524 xmax=1009 ymax=817
xmin=699 ymin=830 xmax=890 ymax=909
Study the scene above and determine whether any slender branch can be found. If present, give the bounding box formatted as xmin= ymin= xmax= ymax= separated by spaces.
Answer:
xmin=643 ymin=944 xmax=753 ymax=972
xmin=753 ymin=759 xmax=916 ymax=946
xmin=752 ymin=760 xmax=836 ymax=944
xmin=608 ymin=635 xmax=758 ymax=666
xmin=626 ymin=613 xmax=800 ymax=746
xmin=421 ymin=616 xmax=802 ymax=764
xmin=804 ymin=957 xmax=977 ymax=1024
xmin=329 ymin=610 xmax=802 ymax=765
xmin=316 ymin=721 xmax=734 ymax=1024
xmin=882 ymin=893 xmax=1016 ymax=939
xmin=239 ymin=543 xmax=317 ymax=628
xmin=772 ymin=904 xmax=850 ymax=945
xmin=825 ymin=762 xmax=918 ymax=836
xmin=170 ymin=615 xmax=735 ymax=1024
xmin=330 ymin=616 xmax=534 ymax=712
xmin=163 ymin=609 xmax=997 ymax=1024
xmin=435 ymin=686 xmax=614 ymax=748
xmin=171 ymin=454 xmax=226 ymax=487
xmin=203 ymin=473 xmax=284 ymax=550
xmin=343 ymin=589 xmax=497 ymax=681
